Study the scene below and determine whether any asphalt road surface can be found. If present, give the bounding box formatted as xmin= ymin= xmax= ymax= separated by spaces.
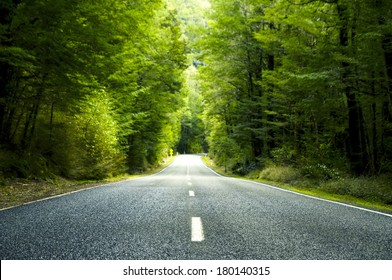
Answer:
xmin=1 ymin=155 xmax=391 ymax=260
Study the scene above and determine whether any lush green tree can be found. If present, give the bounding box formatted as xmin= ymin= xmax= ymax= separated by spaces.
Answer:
xmin=2 ymin=0 xmax=392 ymax=182
xmin=0 ymin=0 xmax=187 ymax=179
xmin=196 ymin=0 xmax=392 ymax=178
xmin=259 ymin=0 xmax=392 ymax=175
xmin=196 ymin=0 xmax=275 ymax=172
xmin=165 ymin=0 xmax=210 ymax=155
xmin=112 ymin=7 xmax=187 ymax=171
xmin=177 ymin=66 xmax=207 ymax=154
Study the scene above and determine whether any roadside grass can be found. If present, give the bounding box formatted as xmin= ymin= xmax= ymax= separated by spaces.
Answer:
xmin=0 ymin=156 xmax=176 ymax=210
xmin=202 ymin=156 xmax=392 ymax=215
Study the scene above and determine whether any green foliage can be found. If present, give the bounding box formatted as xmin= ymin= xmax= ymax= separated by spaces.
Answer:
xmin=2 ymin=0 xmax=392 ymax=191
xmin=322 ymin=176 xmax=392 ymax=204
xmin=301 ymin=164 xmax=341 ymax=181
xmin=270 ymin=147 xmax=297 ymax=166
xmin=207 ymin=131 xmax=243 ymax=172
xmin=259 ymin=166 xmax=302 ymax=184
xmin=65 ymin=90 xmax=123 ymax=179
xmin=177 ymin=66 xmax=207 ymax=154
xmin=0 ymin=46 xmax=36 ymax=69
xmin=196 ymin=0 xmax=271 ymax=170
xmin=0 ymin=0 xmax=188 ymax=179
xmin=257 ymin=164 xmax=392 ymax=206
xmin=195 ymin=0 xmax=392 ymax=181
xmin=0 ymin=148 xmax=54 ymax=179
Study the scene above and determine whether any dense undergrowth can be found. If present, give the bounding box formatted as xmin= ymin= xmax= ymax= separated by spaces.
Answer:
xmin=251 ymin=165 xmax=392 ymax=206
xmin=0 ymin=156 xmax=175 ymax=210
xmin=203 ymin=157 xmax=392 ymax=212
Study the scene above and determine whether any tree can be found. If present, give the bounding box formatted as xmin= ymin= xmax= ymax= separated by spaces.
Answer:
xmin=197 ymin=0 xmax=269 ymax=171
xmin=0 ymin=0 xmax=188 ymax=179
xmin=197 ymin=0 xmax=392 ymax=177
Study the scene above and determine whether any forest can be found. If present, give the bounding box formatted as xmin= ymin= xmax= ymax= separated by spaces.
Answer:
xmin=195 ymin=0 xmax=392 ymax=176
xmin=0 ymin=0 xmax=187 ymax=180
xmin=1 ymin=0 xmax=392 ymax=204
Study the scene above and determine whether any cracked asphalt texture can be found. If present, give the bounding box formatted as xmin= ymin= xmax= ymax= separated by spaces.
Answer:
xmin=1 ymin=155 xmax=391 ymax=259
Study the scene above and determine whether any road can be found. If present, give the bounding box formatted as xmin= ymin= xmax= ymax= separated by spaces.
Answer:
xmin=0 ymin=155 xmax=391 ymax=259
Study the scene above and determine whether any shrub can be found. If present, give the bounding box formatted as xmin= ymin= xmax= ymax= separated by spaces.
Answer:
xmin=259 ymin=166 xmax=302 ymax=184
xmin=0 ymin=149 xmax=54 ymax=179
xmin=321 ymin=176 xmax=392 ymax=204
xmin=270 ymin=147 xmax=296 ymax=165
xmin=301 ymin=163 xmax=341 ymax=181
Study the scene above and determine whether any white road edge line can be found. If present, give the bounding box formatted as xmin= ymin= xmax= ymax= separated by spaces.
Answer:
xmin=200 ymin=157 xmax=392 ymax=218
xmin=191 ymin=217 xmax=204 ymax=242
xmin=189 ymin=190 xmax=195 ymax=197
xmin=249 ymin=180 xmax=392 ymax=218
xmin=0 ymin=182 xmax=120 ymax=212
xmin=0 ymin=158 xmax=181 ymax=212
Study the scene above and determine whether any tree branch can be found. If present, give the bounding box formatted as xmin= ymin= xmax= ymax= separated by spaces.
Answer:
xmin=286 ymin=0 xmax=337 ymax=5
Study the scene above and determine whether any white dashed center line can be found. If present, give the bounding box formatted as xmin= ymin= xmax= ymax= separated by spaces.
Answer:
xmin=191 ymin=217 xmax=204 ymax=242
xmin=188 ymin=182 xmax=192 ymax=186
xmin=189 ymin=190 xmax=195 ymax=197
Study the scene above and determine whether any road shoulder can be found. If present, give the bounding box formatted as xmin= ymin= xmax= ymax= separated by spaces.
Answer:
xmin=0 ymin=156 xmax=176 ymax=211
xmin=201 ymin=156 xmax=392 ymax=216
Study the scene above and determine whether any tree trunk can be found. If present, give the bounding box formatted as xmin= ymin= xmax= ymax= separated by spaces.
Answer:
xmin=337 ymin=1 xmax=369 ymax=175
xmin=0 ymin=0 xmax=23 ymax=144
xmin=370 ymin=75 xmax=380 ymax=174
xmin=0 ymin=64 xmax=13 ymax=144
xmin=246 ymin=45 xmax=264 ymax=159
xmin=375 ymin=0 xmax=392 ymax=168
